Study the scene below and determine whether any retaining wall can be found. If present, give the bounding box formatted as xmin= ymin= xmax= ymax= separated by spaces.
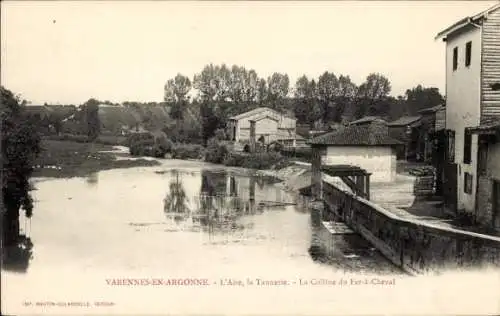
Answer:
xmin=322 ymin=180 xmax=500 ymax=274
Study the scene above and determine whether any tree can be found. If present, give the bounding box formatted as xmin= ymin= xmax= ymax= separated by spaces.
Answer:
xmin=405 ymin=85 xmax=444 ymax=115
xmin=165 ymin=74 xmax=192 ymax=121
xmin=193 ymin=64 xmax=219 ymax=101
xmin=293 ymin=76 xmax=322 ymax=125
xmin=317 ymin=72 xmax=340 ymax=123
xmin=82 ymin=98 xmax=101 ymax=141
xmin=256 ymin=78 xmax=268 ymax=104
xmin=1 ymin=86 xmax=41 ymax=247
xmin=354 ymin=73 xmax=391 ymax=119
xmin=267 ymin=72 xmax=289 ymax=106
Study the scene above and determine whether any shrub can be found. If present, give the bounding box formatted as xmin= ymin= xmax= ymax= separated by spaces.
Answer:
xmin=171 ymin=143 xmax=205 ymax=160
xmin=223 ymin=151 xmax=284 ymax=170
xmin=205 ymin=138 xmax=229 ymax=164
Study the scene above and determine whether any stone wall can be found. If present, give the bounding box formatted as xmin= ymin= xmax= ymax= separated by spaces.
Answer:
xmin=322 ymin=180 xmax=500 ymax=274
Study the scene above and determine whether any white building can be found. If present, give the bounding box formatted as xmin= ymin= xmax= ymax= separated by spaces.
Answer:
xmin=435 ymin=3 xmax=500 ymax=228
xmin=227 ymin=107 xmax=298 ymax=149
xmin=309 ymin=123 xmax=402 ymax=183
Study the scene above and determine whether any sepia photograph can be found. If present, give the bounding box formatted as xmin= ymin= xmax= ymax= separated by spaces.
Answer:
xmin=1 ymin=0 xmax=500 ymax=315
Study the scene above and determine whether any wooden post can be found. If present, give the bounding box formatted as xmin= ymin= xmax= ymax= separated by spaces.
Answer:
xmin=249 ymin=120 xmax=256 ymax=153
xmin=365 ymin=174 xmax=371 ymax=200
xmin=311 ymin=145 xmax=323 ymax=201
xmin=249 ymin=176 xmax=256 ymax=202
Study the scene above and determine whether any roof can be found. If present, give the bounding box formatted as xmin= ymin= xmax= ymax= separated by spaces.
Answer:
xmin=249 ymin=114 xmax=279 ymax=123
xmin=417 ymin=104 xmax=445 ymax=114
xmin=467 ymin=117 xmax=500 ymax=135
xmin=435 ymin=3 xmax=500 ymax=40
xmin=349 ymin=116 xmax=386 ymax=125
xmin=387 ymin=115 xmax=422 ymax=127
xmin=321 ymin=165 xmax=370 ymax=177
xmin=230 ymin=107 xmax=294 ymax=121
xmin=308 ymin=124 xmax=403 ymax=146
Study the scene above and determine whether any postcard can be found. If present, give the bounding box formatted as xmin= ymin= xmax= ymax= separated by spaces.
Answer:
xmin=1 ymin=1 xmax=500 ymax=315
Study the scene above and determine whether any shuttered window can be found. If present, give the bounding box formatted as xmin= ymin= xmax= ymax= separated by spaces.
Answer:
xmin=447 ymin=130 xmax=455 ymax=162
xmin=465 ymin=41 xmax=472 ymax=67
xmin=464 ymin=172 xmax=473 ymax=194
xmin=463 ymin=129 xmax=472 ymax=164
xmin=453 ymin=47 xmax=458 ymax=71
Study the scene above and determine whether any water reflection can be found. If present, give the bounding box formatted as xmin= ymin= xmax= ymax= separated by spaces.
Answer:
xmin=85 ymin=172 xmax=99 ymax=186
xmin=162 ymin=170 xmax=291 ymax=234
xmin=163 ymin=173 xmax=190 ymax=223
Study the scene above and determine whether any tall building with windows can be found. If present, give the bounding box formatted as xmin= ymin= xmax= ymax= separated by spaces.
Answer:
xmin=435 ymin=3 xmax=500 ymax=228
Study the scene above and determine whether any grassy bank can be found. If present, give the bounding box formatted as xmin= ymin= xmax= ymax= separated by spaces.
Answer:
xmin=33 ymin=140 xmax=160 ymax=178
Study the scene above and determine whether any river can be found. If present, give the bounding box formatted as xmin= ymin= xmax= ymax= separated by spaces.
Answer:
xmin=2 ymin=159 xmax=406 ymax=315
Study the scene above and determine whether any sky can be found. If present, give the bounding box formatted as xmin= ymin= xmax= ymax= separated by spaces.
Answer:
xmin=1 ymin=1 xmax=498 ymax=105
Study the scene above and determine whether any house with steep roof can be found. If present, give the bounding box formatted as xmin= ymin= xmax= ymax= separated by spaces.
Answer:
xmin=227 ymin=107 xmax=297 ymax=150
xmin=435 ymin=2 xmax=500 ymax=228
xmin=308 ymin=123 xmax=403 ymax=182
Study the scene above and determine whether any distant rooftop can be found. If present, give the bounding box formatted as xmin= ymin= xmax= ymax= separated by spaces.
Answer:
xmin=308 ymin=124 xmax=402 ymax=147
xmin=387 ymin=115 xmax=422 ymax=127
xmin=349 ymin=116 xmax=387 ymax=125
xmin=417 ymin=104 xmax=445 ymax=114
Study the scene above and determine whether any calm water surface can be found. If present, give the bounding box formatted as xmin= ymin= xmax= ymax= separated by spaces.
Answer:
xmin=2 ymin=159 xmax=403 ymax=315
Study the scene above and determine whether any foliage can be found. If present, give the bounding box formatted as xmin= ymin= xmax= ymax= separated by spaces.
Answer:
xmin=223 ymin=151 xmax=284 ymax=170
xmin=45 ymin=133 xmax=126 ymax=146
xmin=1 ymin=86 xmax=41 ymax=246
xmin=171 ymin=143 xmax=205 ymax=160
xmin=81 ymin=98 xmax=101 ymax=141
xmin=127 ymin=131 xmax=173 ymax=158
xmin=163 ymin=118 xmax=203 ymax=144
xmin=163 ymin=174 xmax=189 ymax=214
xmin=405 ymin=85 xmax=445 ymax=115
xmin=204 ymin=138 xmax=230 ymax=164
xmin=33 ymin=140 xmax=159 ymax=178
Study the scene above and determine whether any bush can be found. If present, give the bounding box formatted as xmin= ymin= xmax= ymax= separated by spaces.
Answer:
xmin=223 ymin=151 xmax=284 ymax=170
xmin=204 ymin=138 xmax=229 ymax=164
xmin=171 ymin=143 xmax=205 ymax=160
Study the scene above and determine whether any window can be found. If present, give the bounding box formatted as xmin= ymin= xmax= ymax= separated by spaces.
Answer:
xmin=465 ymin=41 xmax=472 ymax=67
xmin=447 ymin=130 xmax=455 ymax=162
xmin=464 ymin=172 xmax=473 ymax=194
xmin=463 ymin=129 xmax=472 ymax=164
xmin=478 ymin=143 xmax=488 ymax=176
xmin=453 ymin=46 xmax=458 ymax=71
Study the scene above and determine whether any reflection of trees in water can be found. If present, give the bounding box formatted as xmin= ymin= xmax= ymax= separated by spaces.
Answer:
xmin=163 ymin=173 xmax=190 ymax=222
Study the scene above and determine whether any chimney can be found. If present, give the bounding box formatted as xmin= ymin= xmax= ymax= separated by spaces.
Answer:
xmin=249 ymin=120 xmax=256 ymax=153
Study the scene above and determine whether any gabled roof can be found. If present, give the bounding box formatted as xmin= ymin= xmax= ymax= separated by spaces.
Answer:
xmin=230 ymin=107 xmax=294 ymax=121
xmin=417 ymin=104 xmax=445 ymax=114
xmin=435 ymin=3 xmax=500 ymax=40
xmin=308 ymin=124 xmax=402 ymax=146
xmin=349 ymin=116 xmax=387 ymax=125
xmin=387 ymin=115 xmax=422 ymax=127
xmin=249 ymin=114 xmax=279 ymax=123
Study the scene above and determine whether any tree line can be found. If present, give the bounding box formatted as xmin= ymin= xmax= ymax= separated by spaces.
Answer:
xmin=163 ymin=63 xmax=445 ymax=141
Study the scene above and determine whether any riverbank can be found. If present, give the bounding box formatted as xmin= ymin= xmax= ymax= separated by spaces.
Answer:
xmin=32 ymin=140 xmax=160 ymax=178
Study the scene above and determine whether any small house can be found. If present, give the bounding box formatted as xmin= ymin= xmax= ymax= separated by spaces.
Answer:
xmin=387 ymin=115 xmax=423 ymax=160
xmin=308 ymin=123 xmax=403 ymax=182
